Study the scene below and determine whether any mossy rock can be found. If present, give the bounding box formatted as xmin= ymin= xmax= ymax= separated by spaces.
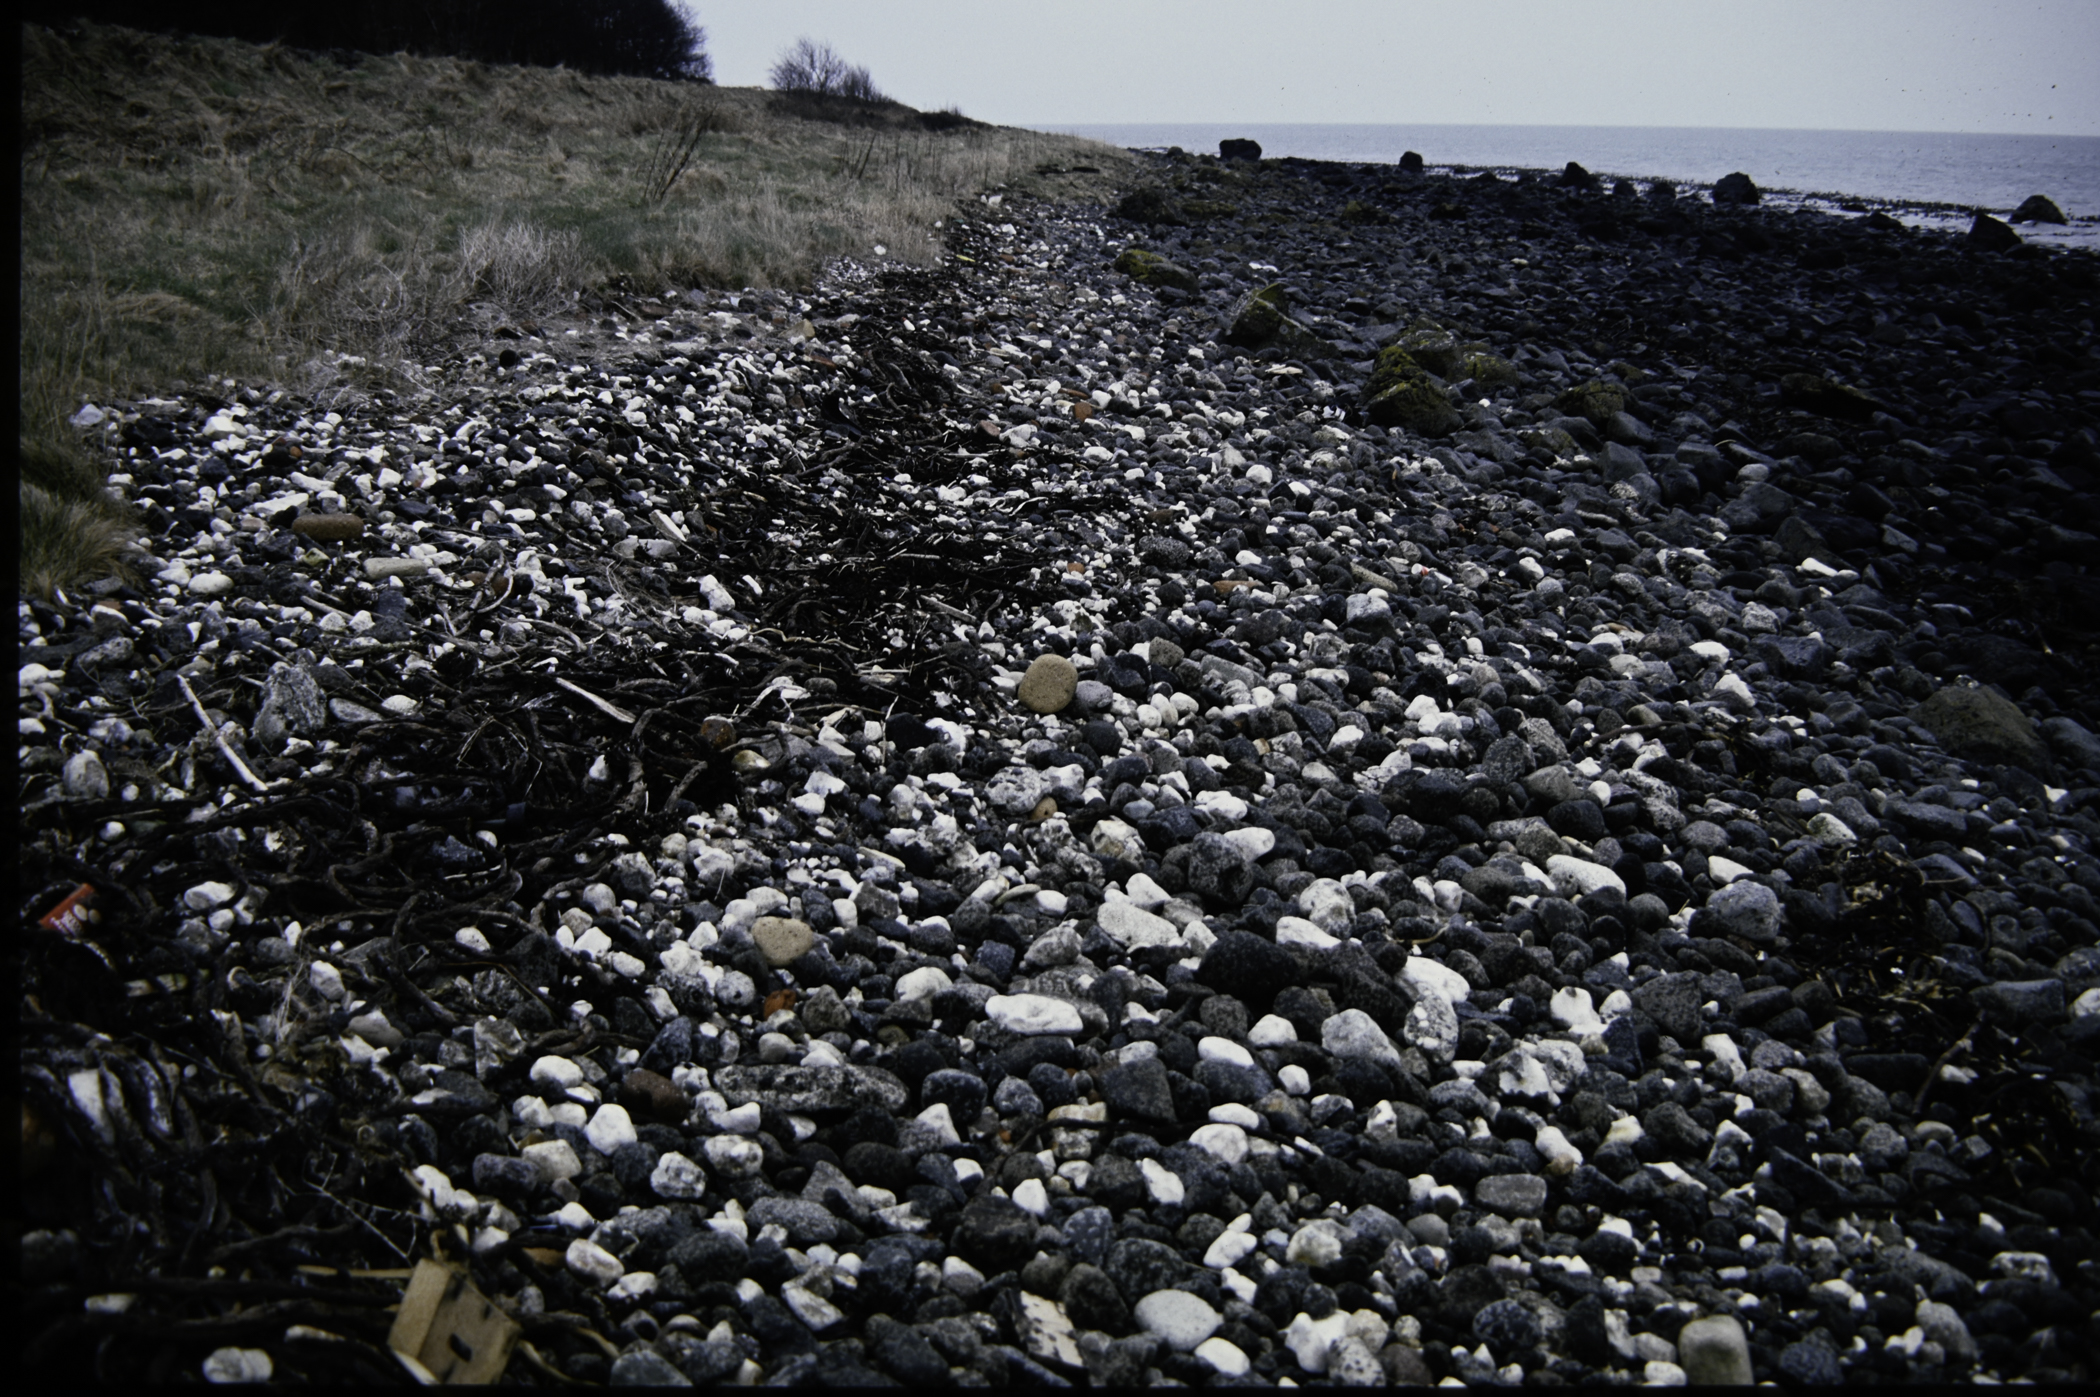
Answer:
xmin=1391 ymin=327 xmax=1461 ymax=378
xmin=1112 ymin=248 xmax=1199 ymax=293
xmin=1366 ymin=345 xmax=1424 ymax=399
xmin=1116 ymin=188 xmax=1187 ymax=225
xmin=1555 ymin=379 xmax=1630 ymax=427
xmin=1366 ymin=372 xmax=1462 ymax=436
xmin=1182 ymin=199 xmax=1239 ymax=218
xmin=1520 ymin=427 xmax=1580 ymax=459
xmin=1339 ymin=200 xmax=1386 ymax=224
xmin=1459 ymin=352 xmax=1520 ymax=389
xmin=1222 ymin=282 xmax=1329 ymax=357
xmin=1223 ymin=285 xmax=1287 ymax=346
xmin=1778 ymin=373 xmax=1881 ymax=422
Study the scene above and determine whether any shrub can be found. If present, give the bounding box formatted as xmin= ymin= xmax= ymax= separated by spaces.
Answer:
xmin=769 ymin=37 xmax=885 ymax=103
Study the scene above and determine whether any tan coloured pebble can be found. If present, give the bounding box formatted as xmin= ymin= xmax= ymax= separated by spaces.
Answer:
xmin=290 ymin=513 xmax=364 ymax=542
xmin=1016 ymin=653 xmax=1078 ymax=713
xmin=751 ymin=916 xmax=815 ymax=968
xmin=364 ymin=557 xmax=430 ymax=580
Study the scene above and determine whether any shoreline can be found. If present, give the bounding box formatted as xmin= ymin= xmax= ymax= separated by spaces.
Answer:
xmin=1060 ymin=123 xmax=2100 ymax=245
xmin=19 ymin=148 xmax=2100 ymax=1387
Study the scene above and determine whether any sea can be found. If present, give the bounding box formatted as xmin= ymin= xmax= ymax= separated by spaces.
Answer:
xmin=1047 ymin=123 xmax=2100 ymax=251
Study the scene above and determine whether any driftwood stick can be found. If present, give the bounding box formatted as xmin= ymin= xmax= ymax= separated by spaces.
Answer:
xmin=177 ymin=673 xmax=275 ymax=794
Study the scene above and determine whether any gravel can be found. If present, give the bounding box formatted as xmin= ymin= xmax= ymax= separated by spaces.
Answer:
xmin=19 ymin=146 xmax=2100 ymax=1387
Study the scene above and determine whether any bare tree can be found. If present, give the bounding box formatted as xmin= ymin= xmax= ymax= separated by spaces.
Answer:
xmin=769 ymin=36 xmax=884 ymax=101
xmin=836 ymin=63 xmax=882 ymax=102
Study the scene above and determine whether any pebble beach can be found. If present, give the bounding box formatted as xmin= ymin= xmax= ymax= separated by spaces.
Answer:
xmin=19 ymin=145 xmax=2100 ymax=1386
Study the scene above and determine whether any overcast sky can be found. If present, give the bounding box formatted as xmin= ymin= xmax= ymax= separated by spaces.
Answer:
xmin=684 ymin=0 xmax=2100 ymax=136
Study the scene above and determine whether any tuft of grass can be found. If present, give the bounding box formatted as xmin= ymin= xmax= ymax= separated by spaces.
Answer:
xmin=19 ymin=19 xmax=1132 ymax=595
xmin=19 ymin=437 xmax=142 ymax=602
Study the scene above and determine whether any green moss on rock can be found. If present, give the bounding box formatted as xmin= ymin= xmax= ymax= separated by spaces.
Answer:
xmin=1459 ymin=352 xmax=1519 ymax=389
xmin=1112 ymin=248 xmax=1200 ymax=293
xmin=1365 ymin=363 xmax=1462 ymax=436
xmin=1367 ymin=345 xmax=1424 ymax=398
xmin=1520 ymin=426 xmax=1580 ymax=459
xmin=1223 ymin=282 xmax=1330 ymax=357
xmin=1393 ymin=326 xmax=1462 ymax=377
xmin=1116 ymin=188 xmax=1187 ymax=225
xmin=1555 ymin=379 xmax=1630 ymax=427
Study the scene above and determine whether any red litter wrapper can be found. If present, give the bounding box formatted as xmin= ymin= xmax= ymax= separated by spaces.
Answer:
xmin=40 ymin=884 xmax=97 ymax=937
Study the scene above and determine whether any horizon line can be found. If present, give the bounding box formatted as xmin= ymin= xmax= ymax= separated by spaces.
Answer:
xmin=1023 ymin=119 xmax=2100 ymax=142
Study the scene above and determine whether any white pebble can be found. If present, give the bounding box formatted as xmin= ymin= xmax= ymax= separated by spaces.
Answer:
xmin=1550 ymin=986 xmax=1604 ymax=1033
xmin=1248 ymin=1014 xmax=1298 ymax=1046
xmin=985 ymin=993 xmax=1084 ymax=1036
xmin=1134 ymin=1288 xmax=1221 ymax=1351
xmin=1275 ymin=915 xmax=1340 ymax=949
xmin=307 ymin=961 xmax=345 ymax=1001
xmin=565 ymin=1237 xmax=624 ymax=1287
xmin=1194 ymin=1336 xmax=1251 ymax=1377
xmin=651 ymin=1152 xmax=707 ymax=1199
xmin=705 ymin=1133 xmax=764 ymax=1177
xmin=1141 ymin=1158 xmax=1186 ymax=1206
xmin=1204 ymin=1229 xmax=1261 ymax=1269
xmin=1400 ymin=953 xmax=1471 ymax=1004
xmin=184 ymin=880 xmax=237 ymax=911
xmin=201 ymin=1347 xmax=274 ymax=1383
xmin=1012 ymin=1178 xmax=1050 ymax=1216
xmin=530 ymin=1056 xmax=583 ymax=1090
xmin=1190 ymin=1122 xmax=1249 ymax=1164
xmin=523 ymin=1139 xmax=582 ymax=1182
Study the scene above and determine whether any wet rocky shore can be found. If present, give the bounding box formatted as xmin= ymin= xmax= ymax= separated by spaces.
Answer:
xmin=19 ymin=147 xmax=2100 ymax=1386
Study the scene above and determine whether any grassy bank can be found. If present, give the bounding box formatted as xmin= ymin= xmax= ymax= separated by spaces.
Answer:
xmin=18 ymin=21 xmax=1130 ymax=596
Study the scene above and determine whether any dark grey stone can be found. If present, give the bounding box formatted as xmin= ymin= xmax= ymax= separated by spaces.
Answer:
xmin=1101 ymin=1054 xmax=1178 ymax=1124
xmin=1631 ymin=971 xmax=1705 ymax=1042
xmin=1970 ymin=977 xmax=2065 ymax=1023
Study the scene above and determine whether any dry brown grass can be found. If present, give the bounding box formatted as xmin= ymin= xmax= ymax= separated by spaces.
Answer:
xmin=19 ymin=440 xmax=143 ymax=602
xmin=18 ymin=19 xmax=1133 ymax=595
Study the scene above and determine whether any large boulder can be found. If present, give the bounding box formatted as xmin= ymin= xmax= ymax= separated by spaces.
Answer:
xmin=1717 ymin=480 xmax=1799 ymax=535
xmin=1112 ymin=248 xmax=1199 ymax=293
xmin=1116 ymin=188 xmax=1186 ymax=226
xmin=1560 ymin=161 xmax=1599 ymax=192
xmin=1397 ymin=150 xmax=1425 ymax=173
xmin=2009 ymin=194 xmax=2067 ymax=225
xmin=1219 ymin=138 xmax=1262 ymax=162
xmin=1459 ymin=351 xmax=1520 ymax=389
xmin=1712 ymin=171 xmax=1761 ymax=205
xmin=1389 ymin=325 xmax=1462 ymax=377
xmin=1221 ymin=282 xmax=1330 ymax=358
xmin=1553 ymin=379 xmax=1630 ymax=428
xmin=1912 ymin=684 xmax=2048 ymax=773
xmin=1363 ymin=346 xmax=1461 ymax=436
xmin=1967 ymin=213 xmax=2022 ymax=252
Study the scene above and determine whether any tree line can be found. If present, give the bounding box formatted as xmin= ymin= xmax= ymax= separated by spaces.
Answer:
xmin=22 ymin=0 xmax=712 ymax=81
